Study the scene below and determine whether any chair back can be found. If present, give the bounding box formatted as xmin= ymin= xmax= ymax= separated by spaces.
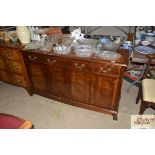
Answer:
xmin=143 ymin=54 xmax=155 ymax=79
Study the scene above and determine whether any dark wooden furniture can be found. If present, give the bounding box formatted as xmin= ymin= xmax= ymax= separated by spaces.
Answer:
xmin=22 ymin=48 xmax=128 ymax=120
xmin=136 ymin=54 xmax=155 ymax=114
xmin=0 ymin=41 xmax=29 ymax=88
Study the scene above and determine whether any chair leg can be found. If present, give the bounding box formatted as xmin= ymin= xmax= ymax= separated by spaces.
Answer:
xmin=139 ymin=101 xmax=148 ymax=115
xmin=136 ymin=85 xmax=142 ymax=104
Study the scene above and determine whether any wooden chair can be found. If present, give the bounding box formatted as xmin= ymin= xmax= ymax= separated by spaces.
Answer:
xmin=0 ymin=113 xmax=33 ymax=129
xmin=136 ymin=54 xmax=155 ymax=114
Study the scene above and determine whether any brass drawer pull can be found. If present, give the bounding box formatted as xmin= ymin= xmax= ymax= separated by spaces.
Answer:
xmin=100 ymin=67 xmax=108 ymax=73
xmin=6 ymin=51 xmax=12 ymax=57
xmin=47 ymin=59 xmax=52 ymax=64
xmin=13 ymin=65 xmax=18 ymax=70
xmin=28 ymin=56 xmax=37 ymax=61
xmin=74 ymin=63 xmax=85 ymax=69
xmin=47 ymin=59 xmax=56 ymax=64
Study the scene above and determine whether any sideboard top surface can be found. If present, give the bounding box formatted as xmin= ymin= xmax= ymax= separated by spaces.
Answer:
xmin=0 ymin=41 xmax=129 ymax=67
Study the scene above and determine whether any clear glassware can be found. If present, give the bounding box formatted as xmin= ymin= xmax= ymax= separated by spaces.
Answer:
xmin=75 ymin=45 xmax=93 ymax=57
xmin=53 ymin=36 xmax=72 ymax=54
xmin=96 ymin=50 xmax=121 ymax=60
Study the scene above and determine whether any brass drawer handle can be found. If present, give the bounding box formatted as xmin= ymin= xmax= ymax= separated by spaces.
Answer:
xmin=6 ymin=51 xmax=12 ymax=57
xmin=13 ymin=65 xmax=18 ymax=70
xmin=99 ymin=67 xmax=109 ymax=73
xmin=74 ymin=63 xmax=85 ymax=69
xmin=47 ymin=59 xmax=56 ymax=64
xmin=47 ymin=59 xmax=53 ymax=64
xmin=28 ymin=56 xmax=37 ymax=61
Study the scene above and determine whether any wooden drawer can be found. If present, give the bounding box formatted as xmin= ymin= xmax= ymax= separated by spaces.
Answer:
xmin=0 ymin=70 xmax=10 ymax=82
xmin=44 ymin=55 xmax=70 ymax=67
xmin=2 ymin=48 xmax=20 ymax=61
xmin=11 ymin=74 xmax=26 ymax=87
xmin=90 ymin=63 xmax=121 ymax=76
xmin=71 ymin=60 xmax=90 ymax=71
xmin=5 ymin=60 xmax=23 ymax=74
xmin=25 ymin=52 xmax=43 ymax=63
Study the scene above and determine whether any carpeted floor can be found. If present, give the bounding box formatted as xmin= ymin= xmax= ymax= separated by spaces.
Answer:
xmin=0 ymin=80 xmax=154 ymax=129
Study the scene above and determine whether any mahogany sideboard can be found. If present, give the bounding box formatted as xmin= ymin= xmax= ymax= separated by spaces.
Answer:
xmin=21 ymin=48 xmax=129 ymax=120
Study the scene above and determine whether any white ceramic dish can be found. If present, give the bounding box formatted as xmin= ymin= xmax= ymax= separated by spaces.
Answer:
xmin=141 ymin=41 xmax=151 ymax=46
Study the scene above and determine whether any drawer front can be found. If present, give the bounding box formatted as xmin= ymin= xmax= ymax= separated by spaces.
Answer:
xmin=0 ymin=70 xmax=10 ymax=82
xmin=90 ymin=63 xmax=121 ymax=76
xmin=25 ymin=52 xmax=43 ymax=63
xmin=11 ymin=74 xmax=26 ymax=87
xmin=44 ymin=55 xmax=70 ymax=68
xmin=2 ymin=49 xmax=20 ymax=61
xmin=71 ymin=60 xmax=90 ymax=71
xmin=6 ymin=60 xmax=23 ymax=74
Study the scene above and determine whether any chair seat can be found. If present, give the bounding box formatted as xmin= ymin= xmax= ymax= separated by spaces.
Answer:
xmin=0 ymin=114 xmax=23 ymax=129
xmin=142 ymin=79 xmax=155 ymax=103
xmin=0 ymin=113 xmax=33 ymax=129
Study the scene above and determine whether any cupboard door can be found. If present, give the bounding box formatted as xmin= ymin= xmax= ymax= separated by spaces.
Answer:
xmin=28 ymin=63 xmax=47 ymax=92
xmin=69 ymin=69 xmax=90 ymax=104
xmin=0 ymin=58 xmax=5 ymax=69
xmin=91 ymin=75 xmax=119 ymax=110
xmin=47 ymin=63 xmax=67 ymax=98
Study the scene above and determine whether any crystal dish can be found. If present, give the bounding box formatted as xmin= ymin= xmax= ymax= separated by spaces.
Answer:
xmin=53 ymin=45 xmax=71 ymax=54
xmin=75 ymin=45 xmax=92 ymax=57
xmin=135 ymin=46 xmax=155 ymax=54
xmin=96 ymin=51 xmax=121 ymax=60
xmin=24 ymin=42 xmax=40 ymax=49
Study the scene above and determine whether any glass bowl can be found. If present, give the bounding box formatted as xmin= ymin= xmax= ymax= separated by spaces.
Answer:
xmin=75 ymin=45 xmax=93 ymax=57
xmin=99 ymin=42 xmax=121 ymax=52
xmin=53 ymin=45 xmax=71 ymax=54
xmin=96 ymin=50 xmax=121 ymax=60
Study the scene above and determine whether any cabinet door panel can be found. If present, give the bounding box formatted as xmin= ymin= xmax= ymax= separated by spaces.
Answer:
xmin=29 ymin=63 xmax=47 ymax=92
xmin=0 ymin=58 xmax=5 ymax=69
xmin=91 ymin=75 xmax=119 ymax=110
xmin=69 ymin=70 xmax=90 ymax=104
xmin=47 ymin=65 xmax=67 ymax=98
